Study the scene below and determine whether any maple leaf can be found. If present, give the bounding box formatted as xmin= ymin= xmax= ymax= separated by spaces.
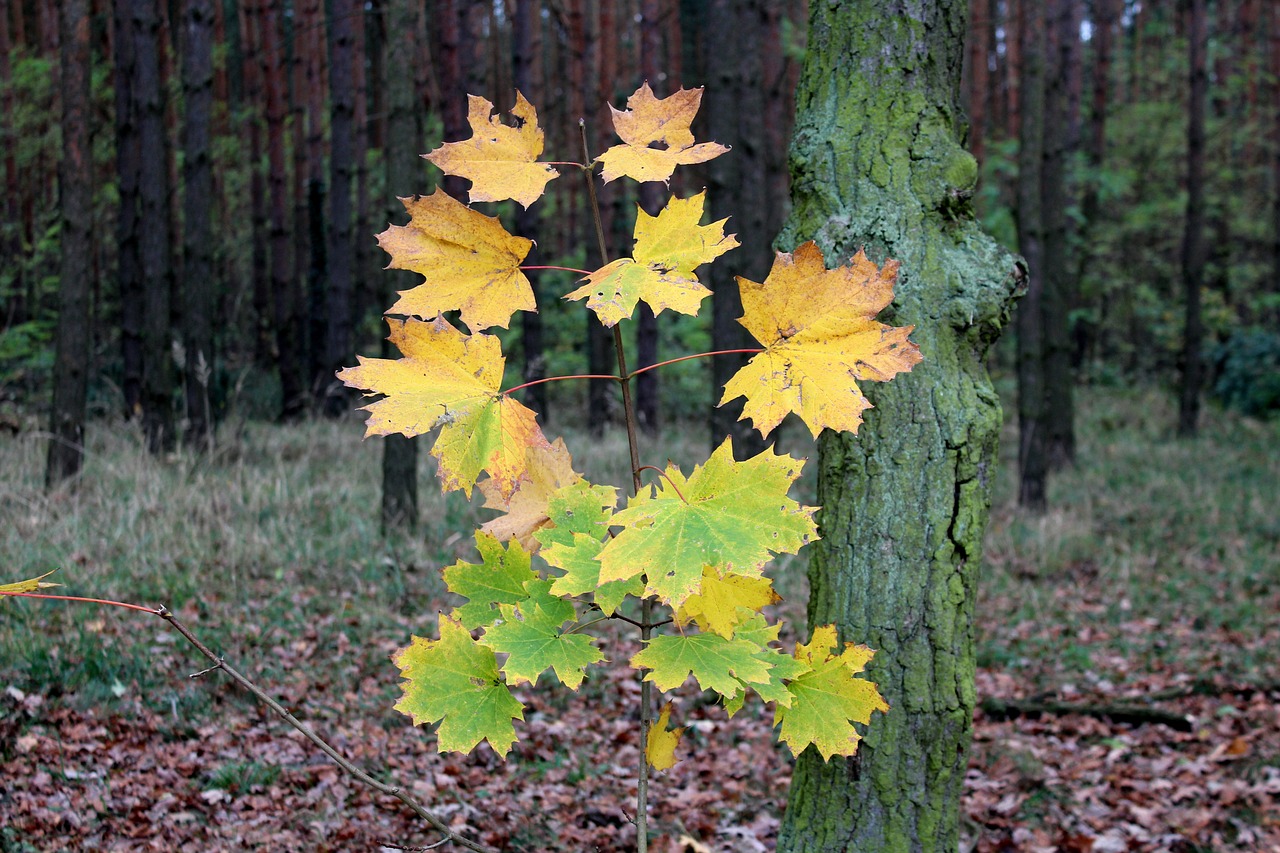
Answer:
xmin=378 ymin=190 xmax=534 ymax=332
xmin=393 ymin=616 xmax=525 ymax=756
xmin=631 ymin=631 xmax=772 ymax=699
xmin=423 ymin=91 xmax=559 ymax=208
xmin=597 ymin=440 xmax=817 ymax=607
xmin=481 ymin=579 xmax=604 ymax=689
xmin=337 ymin=317 xmax=549 ymax=498
xmin=0 ymin=571 xmax=60 ymax=600
xmin=443 ymin=532 xmax=539 ymax=630
xmin=719 ymin=242 xmax=924 ymax=438
xmin=675 ymin=566 xmax=780 ymax=638
xmin=565 ymin=191 xmax=738 ymax=327
xmin=597 ymin=83 xmax=728 ymax=184
xmin=646 ymin=704 xmax=683 ymax=771
xmin=535 ymin=481 xmax=641 ymax=615
xmin=729 ymin=613 xmax=812 ymax=708
xmin=772 ymin=624 xmax=889 ymax=760
xmin=478 ymin=439 xmax=581 ymax=552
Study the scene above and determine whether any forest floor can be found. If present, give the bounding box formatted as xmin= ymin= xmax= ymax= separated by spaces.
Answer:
xmin=1 ymin=388 xmax=1277 ymax=852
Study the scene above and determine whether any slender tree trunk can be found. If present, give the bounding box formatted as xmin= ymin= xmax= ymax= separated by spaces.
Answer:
xmin=1042 ymin=0 xmax=1080 ymax=468
xmin=324 ymin=0 xmax=357 ymax=417
xmin=776 ymin=2 xmax=1018 ymax=849
xmin=1015 ymin=0 xmax=1047 ymax=511
xmin=46 ymin=0 xmax=92 ymax=486
xmin=514 ymin=0 xmax=548 ymax=421
xmin=379 ymin=0 xmax=422 ymax=533
xmin=966 ymin=0 xmax=989 ymax=164
xmin=239 ymin=0 xmax=271 ymax=370
xmin=180 ymin=0 xmax=215 ymax=450
xmin=633 ymin=0 xmax=663 ymax=435
xmin=299 ymin=0 xmax=328 ymax=398
xmin=706 ymin=0 xmax=774 ymax=459
xmin=1178 ymin=0 xmax=1207 ymax=437
xmin=1272 ymin=1 xmax=1280 ymax=328
xmin=115 ymin=0 xmax=143 ymax=419
xmin=134 ymin=0 xmax=176 ymax=452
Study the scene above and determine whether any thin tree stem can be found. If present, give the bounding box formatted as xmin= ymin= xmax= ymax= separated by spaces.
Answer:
xmin=579 ymin=116 xmax=651 ymax=853
xmin=0 ymin=590 xmax=500 ymax=853
xmin=634 ymin=465 xmax=688 ymax=504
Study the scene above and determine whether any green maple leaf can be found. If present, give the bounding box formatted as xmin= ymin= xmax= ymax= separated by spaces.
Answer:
xmin=630 ymin=631 xmax=772 ymax=699
xmin=392 ymin=616 xmax=525 ymax=757
xmin=535 ymin=481 xmax=642 ymax=615
xmin=597 ymin=440 xmax=818 ymax=607
xmin=481 ymin=579 xmax=604 ymax=689
xmin=731 ymin=612 xmax=812 ymax=707
xmin=773 ymin=625 xmax=888 ymax=760
xmin=443 ymin=532 xmax=539 ymax=630
xmin=565 ymin=191 xmax=738 ymax=327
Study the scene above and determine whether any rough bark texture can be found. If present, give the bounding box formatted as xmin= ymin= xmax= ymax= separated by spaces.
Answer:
xmin=775 ymin=2 xmax=1018 ymax=850
xmin=379 ymin=0 xmax=421 ymax=533
xmin=180 ymin=0 xmax=215 ymax=450
xmin=115 ymin=0 xmax=143 ymax=419
xmin=46 ymin=0 xmax=92 ymax=487
xmin=1015 ymin=0 xmax=1047 ymax=511
xmin=1178 ymin=0 xmax=1207 ymax=437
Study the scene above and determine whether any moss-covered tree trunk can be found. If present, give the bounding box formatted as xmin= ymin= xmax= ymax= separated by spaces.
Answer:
xmin=776 ymin=2 xmax=1018 ymax=850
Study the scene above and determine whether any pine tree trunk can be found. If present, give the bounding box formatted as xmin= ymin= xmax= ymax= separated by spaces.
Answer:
xmin=380 ymin=0 xmax=422 ymax=533
xmin=775 ymin=1 xmax=1018 ymax=849
xmin=324 ymin=0 xmax=357 ymax=417
xmin=115 ymin=0 xmax=144 ymax=419
xmin=134 ymin=0 xmax=175 ymax=452
xmin=180 ymin=0 xmax=215 ymax=449
xmin=46 ymin=0 xmax=92 ymax=487
xmin=1178 ymin=0 xmax=1207 ymax=437
xmin=514 ymin=0 xmax=547 ymax=421
xmin=1015 ymin=0 xmax=1047 ymax=511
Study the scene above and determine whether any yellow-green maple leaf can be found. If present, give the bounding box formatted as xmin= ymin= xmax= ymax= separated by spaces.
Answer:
xmin=0 ymin=571 xmax=60 ymax=600
xmin=565 ymin=191 xmax=737 ymax=327
xmin=596 ymin=83 xmax=728 ymax=184
xmin=597 ymin=440 xmax=817 ymax=607
xmin=772 ymin=624 xmax=888 ymax=760
xmin=336 ymin=317 xmax=548 ymax=498
xmin=478 ymin=439 xmax=580 ymax=552
xmin=443 ymin=532 xmax=539 ymax=630
xmin=720 ymin=242 xmax=923 ymax=438
xmin=646 ymin=703 xmax=683 ymax=771
xmin=378 ymin=190 xmax=534 ymax=332
xmin=424 ymin=91 xmax=558 ymax=208
xmin=393 ymin=616 xmax=525 ymax=756
xmin=675 ymin=566 xmax=780 ymax=638
xmin=535 ymin=481 xmax=641 ymax=616
xmin=631 ymin=631 xmax=771 ymax=699
xmin=481 ymin=579 xmax=604 ymax=689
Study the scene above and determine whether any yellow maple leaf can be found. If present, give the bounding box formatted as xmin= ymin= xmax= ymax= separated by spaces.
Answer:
xmin=565 ymin=191 xmax=737 ymax=327
xmin=675 ymin=566 xmax=780 ymax=638
xmin=337 ymin=317 xmax=548 ymax=498
xmin=596 ymin=83 xmax=728 ymax=184
xmin=478 ymin=438 xmax=581 ymax=552
xmin=424 ymin=91 xmax=559 ymax=208
xmin=719 ymin=242 xmax=923 ymax=439
xmin=378 ymin=190 xmax=534 ymax=332
xmin=0 ymin=571 xmax=60 ymax=600
xmin=646 ymin=703 xmax=683 ymax=771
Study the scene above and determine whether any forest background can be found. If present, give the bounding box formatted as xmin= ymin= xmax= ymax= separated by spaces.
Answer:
xmin=1 ymin=0 xmax=1279 ymax=850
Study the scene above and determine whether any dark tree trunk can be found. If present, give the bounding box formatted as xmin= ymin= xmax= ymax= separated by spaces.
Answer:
xmin=323 ymin=0 xmax=357 ymax=417
xmin=514 ymin=0 xmax=548 ymax=421
xmin=776 ymin=1 xmax=1018 ymax=848
xmin=134 ymin=0 xmax=176 ymax=452
xmin=1178 ymin=0 xmax=1207 ymax=437
xmin=180 ymin=0 xmax=215 ymax=450
xmin=299 ymin=0 xmax=328 ymax=397
xmin=634 ymin=0 xmax=663 ymax=435
xmin=705 ymin=0 xmax=776 ymax=459
xmin=1015 ymin=0 xmax=1047 ymax=511
xmin=1041 ymin=0 xmax=1080 ymax=468
xmin=262 ymin=0 xmax=303 ymax=420
xmin=379 ymin=0 xmax=422 ymax=533
xmin=1272 ymin=1 xmax=1280 ymax=328
xmin=115 ymin=0 xmax=143 ymax=419
xmin=46 ymin=0 xmax=93 ymax=487
xmin=239 ymin=0 xmax=271 ymax=370
xmin=965 ymin=0 xmax=990 ymax=164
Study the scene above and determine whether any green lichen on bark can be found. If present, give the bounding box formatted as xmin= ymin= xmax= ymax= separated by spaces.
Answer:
xmin=776 ymin=2 xmax=1019 ymax=851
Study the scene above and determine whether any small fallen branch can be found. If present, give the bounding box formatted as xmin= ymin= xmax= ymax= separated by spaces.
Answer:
xmin=979 ymin=696 xmax=1193 ymax=732
xmin=2 ymin=590 xmax=501 ymax=853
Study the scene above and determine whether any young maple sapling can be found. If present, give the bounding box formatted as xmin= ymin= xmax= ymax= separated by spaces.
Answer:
xmin=337 ymin=82 xmax=922 ymax=850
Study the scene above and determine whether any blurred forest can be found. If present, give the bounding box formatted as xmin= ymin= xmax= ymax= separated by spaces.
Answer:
xmin=1 ymin=0 xmax=1278 ymax=486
